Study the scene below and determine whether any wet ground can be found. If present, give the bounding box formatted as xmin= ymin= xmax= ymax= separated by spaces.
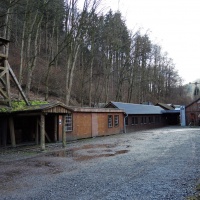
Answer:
xmin=1 ymin=126 xmax=200 ymax=199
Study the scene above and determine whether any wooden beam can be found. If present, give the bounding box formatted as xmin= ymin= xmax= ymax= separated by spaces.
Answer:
xmin=40 ymin=114 xmax=45 ymax=150
xmin=0 ymin=53 xmax=7 ymax=59
xmin=16 ymin=113 xmax=42 ymax=116
xmin=9 ymin=117 xmax=16 ymax=147
xmin=62 ymin=115 xmax=66 ymax=147
xmin=38 ymin=120 xmax=51 ymax=143
xmin=7 ymin=61 xmax=30 ymax=106
xmin=0 ymin=76 xmax=6 ymax=87
xmin=0 ymin=87 xmax=8 ymax=98
xmin=4 ymin=60 xmax=11 ymax=107
xmin=0 ymin=68 xmax=7 ymax=78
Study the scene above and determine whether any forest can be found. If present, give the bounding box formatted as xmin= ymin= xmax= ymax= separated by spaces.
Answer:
xmin=0 ymin=0 xmax=192 ymax=106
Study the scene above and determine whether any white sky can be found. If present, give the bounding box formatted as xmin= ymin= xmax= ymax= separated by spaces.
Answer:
xmin=100 ymin=0 xmax=200 ymax=84
xmin=102 ymin=0 xmax=200 ymax=83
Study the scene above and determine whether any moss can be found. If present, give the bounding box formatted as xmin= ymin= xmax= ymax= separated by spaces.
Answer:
xmin=0 ymin=100 xmax=49 ymax=112
xmin=11 ymin=100 xmax=47 ymax=111
xmin=0 ymin=107 xmax=9 ymax=112
xmin=11 ymin=101 xmax=27 ymax=110
xmin=30 ymin=100 xmax=48 ymax=106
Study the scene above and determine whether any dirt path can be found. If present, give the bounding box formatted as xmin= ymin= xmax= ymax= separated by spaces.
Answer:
xmin=1 ymin=126 xmax=200 ymax=199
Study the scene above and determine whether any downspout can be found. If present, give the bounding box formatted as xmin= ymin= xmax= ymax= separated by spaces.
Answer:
xmin=124 ymin=113 xmax=128 ymax=133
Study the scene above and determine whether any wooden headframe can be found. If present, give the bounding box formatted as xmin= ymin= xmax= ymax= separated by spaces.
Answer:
xmin=0 ymin=37 xmax=29 ymax=106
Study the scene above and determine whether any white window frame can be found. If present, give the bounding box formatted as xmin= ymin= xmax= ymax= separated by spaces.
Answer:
xmin=114 ymin=115 xmax=119 ymax=127
xmin=108 ymin=115 xmax=113 ymax=128
xmin=65 ymin=113 xmax=73 ymax=132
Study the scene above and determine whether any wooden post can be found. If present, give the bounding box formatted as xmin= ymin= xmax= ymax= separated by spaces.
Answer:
xmin=9 ymin=117 xmax=16 ymax=147
xmin=4 ymin=60 xmax=11 ymax=107
xmin=54 ymin=115 xmax=58 ymax=142
xmin=40 ymin=114 xmax=45 ymax=150
xmin=62 ymin=115 xmax=66 ymax=147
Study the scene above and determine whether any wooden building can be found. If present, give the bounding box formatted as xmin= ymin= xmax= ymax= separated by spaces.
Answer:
xmin=185 ymin=97 xmax=200 ymax=126
xmin=58 ymin=107 xmax=124 ymax=141
xmin=105 ymin=101 xmax=180 ymax=132
xmin=0 ymin=103 xmax=70 ymax=150
xmin=0 ymin=103 xmax=124 ymax=149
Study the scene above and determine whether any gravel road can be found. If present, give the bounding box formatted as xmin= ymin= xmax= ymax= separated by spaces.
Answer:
xmin=1 ymin=126 xmax=200 ymax=200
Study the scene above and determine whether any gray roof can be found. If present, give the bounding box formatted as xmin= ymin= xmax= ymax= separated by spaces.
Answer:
xmin=67 ymin=106 xmax=124 ymax=113
xmin=156 ymin=103 xmax=174 ymax=110
xmin=108 ymin=101 xmax=165 ymax=115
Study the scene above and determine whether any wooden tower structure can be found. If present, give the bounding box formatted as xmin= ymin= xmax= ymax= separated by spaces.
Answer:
xmin=0 ymin=37 xmax=29 ymax=106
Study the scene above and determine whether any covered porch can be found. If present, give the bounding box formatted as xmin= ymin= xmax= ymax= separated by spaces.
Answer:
xmin=0 ymin=103 xmax=71 ymax=150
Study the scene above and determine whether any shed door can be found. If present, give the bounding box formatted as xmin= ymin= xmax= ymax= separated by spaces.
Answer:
xmin=91 ymin=113 xmax=98 ymax=137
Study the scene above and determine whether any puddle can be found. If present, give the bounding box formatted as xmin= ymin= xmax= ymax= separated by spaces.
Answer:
xmin=116 ymin=150 xmax=129 ymax=154
xmin=74 ymin=150 xmax=129 ymax=161
xmin=46 ymin=143 xmax=129 ymax=161
xmin=80 ymin=144 xmax=117 ymax=149
xmin=131 ymin=136 xmax=144 ymax=140
xmin=103 ymin=149 xmax=113 ymax=152
xmin=47 ymin=150 xmax=75 ymax=158
xmin=34 ymin=161 xmax=52 ymax=167
xmin=0 ymin=169 xmax=23 ymax=184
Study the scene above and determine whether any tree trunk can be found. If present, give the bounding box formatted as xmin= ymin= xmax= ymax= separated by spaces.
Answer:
xmin=26 ymin=14 xmax=43 ymax=98
xmin=65 ymin=44 xmax=80 ymax=105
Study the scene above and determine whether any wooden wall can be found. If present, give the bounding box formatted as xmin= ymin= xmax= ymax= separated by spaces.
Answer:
xmin=186 ymin=100 xmax=200 ymax=126
xmin=65 ymin=112 xmax=124 ymax=141
xmin=125 ymin=114 xmax=168 ymax=132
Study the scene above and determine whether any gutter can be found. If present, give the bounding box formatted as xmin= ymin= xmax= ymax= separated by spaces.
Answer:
xmin=124 ymin=114 xmax=128 ymax=133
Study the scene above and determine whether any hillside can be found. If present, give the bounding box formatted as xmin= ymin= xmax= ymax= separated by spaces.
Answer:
xmin=0 ymin=0 xmax=194 ymax=106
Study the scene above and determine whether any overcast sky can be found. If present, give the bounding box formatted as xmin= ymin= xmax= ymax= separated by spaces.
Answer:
xmin=99 ymin=0 xmax=200 ymax=84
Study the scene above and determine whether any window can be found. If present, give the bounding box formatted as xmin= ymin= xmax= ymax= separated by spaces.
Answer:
xmin=65 ymin=114 xmax=72 ymax=132
xmin=132 ymin=117 xmax=138 ymax=125
xmin=155 ymin=116 xmax=160 ymax=123
xmin=144 ymin=117 xmax=147 ymax=124
xmin=108 ymin=115 xmax=113 ymax=128
xmin=114 ymin=115 xmax=119 ymax=127
xmin=150 ymin=116 xmax=154 ymax=123
xmin=141 ymin=116 xmax=144 ymax=124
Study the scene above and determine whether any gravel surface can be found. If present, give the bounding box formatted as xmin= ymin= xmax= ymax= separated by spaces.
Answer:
xmin=1 ymin=126 xmax=200 ymax=200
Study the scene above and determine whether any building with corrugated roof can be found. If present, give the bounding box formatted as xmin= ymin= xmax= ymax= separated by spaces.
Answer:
xmin=105 ymin=101 xmax=180 ymax=132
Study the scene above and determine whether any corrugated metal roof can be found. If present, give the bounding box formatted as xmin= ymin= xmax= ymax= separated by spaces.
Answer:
xmin=108 ymin=101 xmax=165 ymax=115
xmin=156 ymin=103 xmax=174 ymax=110
xmin=67 ymin=106 xmax=124 ymax=113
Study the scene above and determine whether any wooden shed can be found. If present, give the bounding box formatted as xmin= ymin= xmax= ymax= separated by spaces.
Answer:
xmin=0 ymin=102 xmax=70 ymax=150
xmin=185 ymin=97 xmax=200 ymax=126
xmin=58 ymin=107 xmax=124 ymax=141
